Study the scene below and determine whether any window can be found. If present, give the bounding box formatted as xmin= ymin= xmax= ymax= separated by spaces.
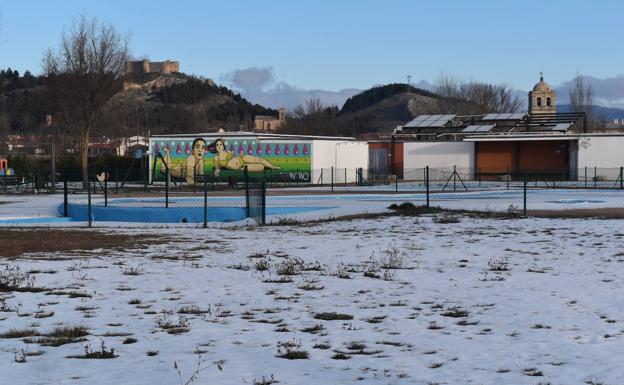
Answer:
xmin=546 ymin=97 xmax=551 ymax=106
xmin=537 ymin=97 xmax=542 ymax=106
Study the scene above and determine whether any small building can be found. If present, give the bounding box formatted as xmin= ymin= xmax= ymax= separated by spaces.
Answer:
xmin=254 ymin=108 xmax=287 ymax=132
xmin=149 ymin=132 xmax=368 ymax=184
xmin=117 ymin=136 xmax=149 ymax=157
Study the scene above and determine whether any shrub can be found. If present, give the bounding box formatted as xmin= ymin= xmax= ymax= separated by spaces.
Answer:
xmin=276 ymin=339 xmax=309 ymax=359
xmin=379 ymin=246 xmax=407 ymax=269
xmin=314 ymin=312 xmax=353 ymax=321
xmin=122 ymin=265 xmax=143 ymax=276
xmin=255 ymin=259 xmax=270 ymax=271
xmin=432 ymin=212 xmax=461 ymax=224
xmin=441 ymin=307 xmax=469 ymax=318
xmin=276 ymin=258 xmax=304 ymax=276
xmin=488 ymin=257 xmax=510 ymax=271
xmin=0 ymin=328 xmax=40 ymax=338
xmin=68 ymin=341 xmax=117 ymax=359
xmin=0 ymin=265 xmax=37 ymax=292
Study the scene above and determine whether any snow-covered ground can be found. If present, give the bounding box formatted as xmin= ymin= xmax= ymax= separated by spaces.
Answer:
xmin=2 ymin=215 xmax=624 ymax=384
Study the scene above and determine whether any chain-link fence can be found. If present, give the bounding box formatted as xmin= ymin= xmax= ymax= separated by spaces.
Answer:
xmin=2 ymin=162 xmax=624 ymax=226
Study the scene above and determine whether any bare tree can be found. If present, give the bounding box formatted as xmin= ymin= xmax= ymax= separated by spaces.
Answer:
xmin=292 ymin=104 xmax=306 ymax=119
xmin=434 ymin=73 xmax=523 ymax=113
xmin=305 ymin=98 xmax=324 ymax=115
xmin=43 ymin=15 xmax=129 ymax=187
xmin=434 ymin=73 xmax=464 ymax=100
xmin=569 ymin=72 xmax=594 ymax=131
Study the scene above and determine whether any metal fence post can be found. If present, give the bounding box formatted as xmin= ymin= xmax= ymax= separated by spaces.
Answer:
xmin=453 ymin=165 xmax=457 ymax=191
xmin=3 ymin=170 xmax=6 ymax=193
xmin=584 ymin=166 xmax=587 ymax=188
xmin=203 ymin=176 xmax=208 ymax=228
xmin=296 ymin=168 xmax=299 ymax=187
xmin=165 ymin=168 xmax=170 ymax=209
xmin=344 ymin=168 xmax=347 ymax=186
xmin=506 ymin=165 xmax=510 ymax=190
xmin=50 ymin=142 xmax=56 ymax=194
xmin=143 ymin=157 xmax=148 ymax=192
xmin=320 ymin=168 xmax=323 ymax=185
xmin=426 ymin=166 xmax=430 ymax=208
xmin=594 ymin=166 xmax=597 ymax=189
xmin=115 ymin=165 xmax=119 ymax=194
xmin=620 ymin=167 xmax=623 ymax=190
xmin=244 ymin=166 xmax=250 ymax=218
xmin=261 ymin=181 xmax=266 ymax=225
xmin=523 ymin=171 xmax=527 ymax=217
xmin=63 ymin=170 xmax=68 ymax=217
xmin=395 ymin=171 xmax=398 ymax=192
xmin=88 ymin=174 xmax=92 ymax=227
xmin=331 ymin=166 xmax=334 ymax=192
xmin=104 ymin=171 xmax=108 ymax=207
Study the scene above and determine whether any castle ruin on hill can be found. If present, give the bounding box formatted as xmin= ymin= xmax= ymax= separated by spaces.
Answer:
xmin=124 ymin=59 xmax=180 ymax=75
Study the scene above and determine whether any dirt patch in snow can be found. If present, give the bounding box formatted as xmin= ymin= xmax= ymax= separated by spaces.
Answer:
xmin=0 ymin=229 xmax=166 ymax=259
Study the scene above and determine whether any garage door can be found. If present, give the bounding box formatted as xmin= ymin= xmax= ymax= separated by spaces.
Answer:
xmin=476 ymin=141 xmax=569 ymax=178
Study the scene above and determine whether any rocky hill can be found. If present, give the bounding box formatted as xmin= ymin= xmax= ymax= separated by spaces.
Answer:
xmin=0 ymin=69 xmax=279 ymax=137
xmin=330 ymin=84 xmax=480 ymax=134
xmin=100 ymin=73 xmax=278 ymax=135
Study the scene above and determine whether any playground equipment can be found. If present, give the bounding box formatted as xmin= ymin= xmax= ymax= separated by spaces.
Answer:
xmin=0 ymin=157 xmax=15 ymax=176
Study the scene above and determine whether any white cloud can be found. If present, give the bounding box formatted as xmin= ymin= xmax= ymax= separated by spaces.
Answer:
xmin=221 ymin=66 xmax=361 ymax=111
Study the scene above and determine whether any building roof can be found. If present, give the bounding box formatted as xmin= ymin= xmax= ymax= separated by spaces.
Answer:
xmin=150 ymin=131 xmax=359 ymax=142
xmin=394 ymin=112 xmax=586 ymax=140
xmin=255 ymin=115 xmax=280 ymax=121
xmin=464 ymin=132 xmax=624 ymax=142
xmin=532 ymin=75 xmax=553 ymax=92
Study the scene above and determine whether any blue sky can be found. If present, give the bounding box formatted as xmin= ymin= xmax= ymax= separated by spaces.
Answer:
xmin=0 ymin=0 xmax=622 ymax=92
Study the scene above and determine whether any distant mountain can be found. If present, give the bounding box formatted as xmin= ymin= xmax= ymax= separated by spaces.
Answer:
xmin=557 ymin=104 xmax=624 ymax=122
xmin=555 ymin=75 xmax=624 ymax=109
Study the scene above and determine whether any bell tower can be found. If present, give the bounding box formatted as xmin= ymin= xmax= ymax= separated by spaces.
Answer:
xmin=528 ymin=73 xmax=556 ymax=115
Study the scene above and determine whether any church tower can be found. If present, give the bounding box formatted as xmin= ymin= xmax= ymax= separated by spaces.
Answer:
xmin=528 ymin=73 xmax=556 ymax=115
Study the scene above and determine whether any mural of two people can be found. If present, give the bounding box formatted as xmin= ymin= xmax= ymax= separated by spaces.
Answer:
xmin=160 ymin=138 xmax=281 ymax=184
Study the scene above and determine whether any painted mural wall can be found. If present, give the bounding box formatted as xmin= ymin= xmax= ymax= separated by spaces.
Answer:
xmin=151 ymin=136 xmax=312 ymax=184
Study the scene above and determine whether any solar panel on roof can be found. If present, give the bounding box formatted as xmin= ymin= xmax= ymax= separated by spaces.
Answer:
xmin=462 ymin=125 xmax=494 ymax=133
xmin=553 ymin=123 xmax=571 ymax=131
xmin=476 ymin=125 xmax=495 ymax=132
xmin=409 ymin=114 xmax=455 ymax=127
xmin=483 ymin=113 xmax=525 ymax=120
